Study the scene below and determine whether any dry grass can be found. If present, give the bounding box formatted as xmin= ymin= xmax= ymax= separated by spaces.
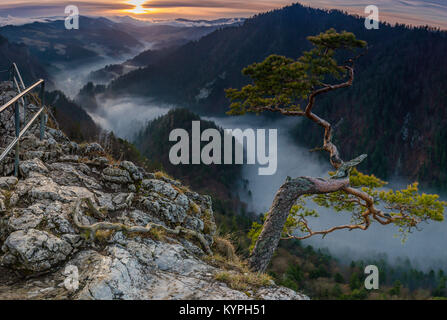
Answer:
xmin=1 ymin=190 xmax=12 ymax=211
xmin=173 ymin=184 xmax=191 ymax=194
xmin=215 ymin=271 xmax=272 ymax=292
xmin=213 ymin=236 xmax=237 ymax=262
xmin=147 ymin=227 xmax=166 ymax=241
xmin=94 ymin=229 xmax=115 ymax=242
xmin=202 ymin=209 xmax=214 ymax=235
xmin=126 ymin=226 xmax=166 ymax=242
xmin=104 ymin=153 xmax=120 ymax=167
xmin=189 ymin=201 xmax=201 ymax=215
xmin=154 ymin=171 xmax=175 ymax=181
xmin=205 ymin=236 xmax=246 ymax=272
xmin=154 ymin=171 xmax=191 ymax=193
xmin=205 ymin=253 xmax=247 ymax=273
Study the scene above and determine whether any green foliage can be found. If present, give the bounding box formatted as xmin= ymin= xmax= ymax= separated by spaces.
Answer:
xmin=248 ymin=202 xmax=318 ymax=252
xmin=226 ymin=29 xmax=366 ymax=116
xmin=286 ymin=264 xmax=304 ymax=284
xmin=298 ymin=170 xmax=445 ymax=240
xmin=284 ymin=199 xmax=318 ymax=236
xmin=248 ymin=220 xmax=264 ymax=253
xmin=334 ymin=272 xmax=344 ymax=283
xmin=331 ymin=284 xmax=343 ymax=297
xmin=341 ymin=288 xmax=368 ymax=300
xmin=269 ymin=239 xmax=447 ymax=300
xmin=389 ymin=280 xmax=402 ymax=296
xmin=349 ymin=272 xmax=362 ymax=290
xmin=280 ymin=277 xmax=299 ymax=292
xmin=432 ymin=276 xmax=447 ymax=297
xmin=309 ymin=265 xmax=330 ymax=279
xmin=349 ymin=168 xmax=387 ymax=188
xmin=378 ymin=183 xmax=445 ymax=224
xmin=226 ymin=55 xmax=310 ymax=115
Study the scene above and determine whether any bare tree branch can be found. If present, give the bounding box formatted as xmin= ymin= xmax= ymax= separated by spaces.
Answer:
xmin=303 ymin=65 xmax=354 ymax=169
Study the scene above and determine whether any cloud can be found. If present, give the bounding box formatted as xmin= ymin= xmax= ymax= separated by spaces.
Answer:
xmin=0 ymin=2 xmax=134 ymax=19
xmin=0 ymin=0 xmax=446 ymax=28
xmin=140 ymin=0 xmax=287 ymax=10
xmin=0 ymin=15 xmax=63 ymax=27
xmin=88 ymin=95 xmax=171 ymax=140
xmin=299 ymin=0 xmax=447 ymax=29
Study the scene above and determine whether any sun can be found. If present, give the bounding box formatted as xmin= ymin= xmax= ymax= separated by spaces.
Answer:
xmin=125 ymin=0 xmax=152 ymax=14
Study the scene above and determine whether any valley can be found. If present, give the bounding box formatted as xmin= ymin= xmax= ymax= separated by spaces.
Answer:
xmin=0 ymin=2 xmax=446 ymax=300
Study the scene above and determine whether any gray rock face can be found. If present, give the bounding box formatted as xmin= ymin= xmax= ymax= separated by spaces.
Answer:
xmin=1 ymin=229 xmax=73 ymax=272
xmin=0 ymin=176 xmax=18 ymax=189
xmin=19 ymin=158 xmax=49 ymax=178
xmin=120 ymin=161 xmax=143 ymax=181
xmin=83 ymin=143 xmax=105 ymax=156
xmin=70 ymin=240 xmax=309 ymax=300
xmin=0 ymin=84 xmax=308 ymax=300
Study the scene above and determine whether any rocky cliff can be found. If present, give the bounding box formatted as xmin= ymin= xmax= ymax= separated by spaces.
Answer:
xmin=0 ymin=81 xmax=308 ymax=300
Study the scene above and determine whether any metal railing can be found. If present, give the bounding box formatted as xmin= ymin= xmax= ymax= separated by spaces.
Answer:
xmin=0 ymin=63 xmax=46 ymax=177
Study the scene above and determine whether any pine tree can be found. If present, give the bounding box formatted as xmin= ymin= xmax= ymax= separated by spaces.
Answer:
xmin=226 ymin=29 xmax=447 ymax=272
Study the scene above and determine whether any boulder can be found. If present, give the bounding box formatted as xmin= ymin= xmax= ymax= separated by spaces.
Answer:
xmin=19 ymin=158 xmax=48 ymax=178
xmin=0 ymin=176 xmax=18 ymax=189
xmin=1 ymin=229 xmax=72 ymax=272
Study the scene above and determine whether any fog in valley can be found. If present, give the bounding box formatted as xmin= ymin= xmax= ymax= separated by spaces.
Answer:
xmin=207 ymin=115 xmax=447 ymax=271
xmin=48 ymin=57 xmax=129 ymax=98
xmin=87 ymin=95 xmax=171 ymax=140
xmin=55 ymin=59 xmax=447 ymax=271
xmin=47 ymin=44 xmax=153 ymax=98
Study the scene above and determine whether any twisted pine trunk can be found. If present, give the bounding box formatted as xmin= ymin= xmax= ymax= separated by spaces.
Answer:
xmin=249 ymin=177 xmax=349 ymax=273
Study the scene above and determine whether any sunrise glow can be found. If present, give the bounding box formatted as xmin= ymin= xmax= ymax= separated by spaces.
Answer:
xmin=125 ymin=0 xmax=153 ymax=14
xmin=0 ymin=0 xmax=445 ymax=29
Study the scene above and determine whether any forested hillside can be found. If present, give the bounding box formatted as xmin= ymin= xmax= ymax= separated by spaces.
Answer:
xmin=134 ymin=108 xmax=242 ymax=200
xmin=0 ymin=34 xmax=47 ymax=85
xmin=107 ymin=3 xmax=447 ymax=187
xmin=45 ymin=90 xmax=100 ymax=142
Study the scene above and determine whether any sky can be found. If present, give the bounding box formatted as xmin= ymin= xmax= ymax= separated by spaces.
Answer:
xmin=0 ymin=0 xmax=446 ymax=28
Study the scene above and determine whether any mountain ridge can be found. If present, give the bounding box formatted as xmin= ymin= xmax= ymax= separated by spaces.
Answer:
xmin=102 ymin=3 xmax=447 ymax=187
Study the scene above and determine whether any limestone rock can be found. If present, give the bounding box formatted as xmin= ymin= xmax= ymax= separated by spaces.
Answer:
xmin=0 ymin=85 xmax=309 ymax=300
xmin=83 ymin=143 xmax=105 ymax=156
xmin=120 ymin=161 xmax=143 ymax=181
xmin=19 ymin=158 xmax=48 ymax=178
xmin=102 ymin=167 xmax=132 ymax=185
xmin=1 ymin=229 xmax=73 ymax=272
xmin=0 ymin=176 xmax=18 ymax=189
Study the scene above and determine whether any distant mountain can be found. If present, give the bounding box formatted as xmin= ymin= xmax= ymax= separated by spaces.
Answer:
xmin=85 ymin=19 xmax=245 ymax=84
xmin=0 ymin=16 xmax=144 ymax=66
xmin=110 ymin=16 xmax=245 ymax=28
xmin=106 ymin=3 xmax=447 ymax=188
xmin=171 ymin=18 xmax=246 ymax=27
xmin=0 ymin=16 xmax=63 ymax=28
xmin=85 ymin=47 xmax=176 ymax=85
xmin=0 ymin=14 xmax=240 ymax=88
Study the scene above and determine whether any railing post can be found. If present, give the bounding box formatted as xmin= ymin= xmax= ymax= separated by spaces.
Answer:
xmin=14 ymin=101 xmax=20 ymax=177
xmin=39 ymin=81 xmax=45 ymax=140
